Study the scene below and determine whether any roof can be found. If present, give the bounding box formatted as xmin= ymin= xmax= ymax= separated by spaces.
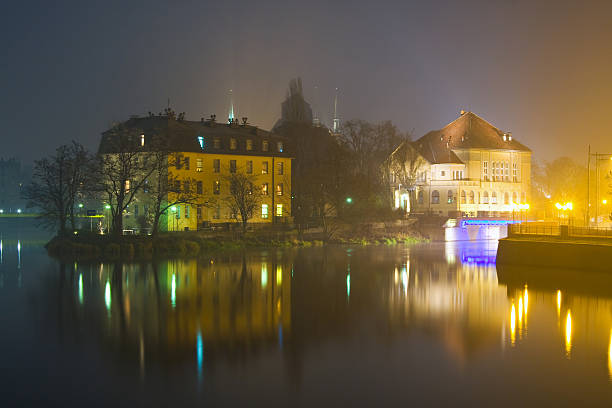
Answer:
xmin=98 ymin=115 xmax=291 ymax=157
xmin=412 ymin=112 xmax=531 ymax=164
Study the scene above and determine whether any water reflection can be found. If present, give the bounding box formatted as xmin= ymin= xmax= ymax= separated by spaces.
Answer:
xmin=6 ymin=234 xmax=612 ymax=405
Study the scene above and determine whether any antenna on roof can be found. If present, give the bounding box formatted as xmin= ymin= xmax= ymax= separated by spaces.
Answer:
xmin=332 ymin=88 xmax=340 ymax=134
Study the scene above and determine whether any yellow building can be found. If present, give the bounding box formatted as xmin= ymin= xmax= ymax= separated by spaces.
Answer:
xmin=101 ymin=114 xmax=292 ymax=232
xmin=390 ymin=111 xmax=531 ymax=218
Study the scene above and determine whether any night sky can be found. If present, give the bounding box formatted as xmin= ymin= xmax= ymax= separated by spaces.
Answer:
xmin=3 ymin=0 xmax=612 ymax=164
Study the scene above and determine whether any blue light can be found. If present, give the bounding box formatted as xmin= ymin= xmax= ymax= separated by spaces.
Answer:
xmin=197 ymin=331 xmax=203 ymax=380
xmin=460 ymin=219 xmax=521 ymax=228
xmin=197 ymin=136 xmax=204 ymax=149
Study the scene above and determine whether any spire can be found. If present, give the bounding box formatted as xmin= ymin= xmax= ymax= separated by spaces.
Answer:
xmin=332 ymin=88 xmax=340 ymax=134
xmin=312 ymin=85 xmax=320 ymax=126
xmin=228 ymin=89 xmax=235 ymax=123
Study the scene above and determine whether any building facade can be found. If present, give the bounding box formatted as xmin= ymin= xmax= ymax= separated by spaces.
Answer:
xmin=390 ymin=112 xmax=531 ymax=218
xmin=99 ymin=114 xmax=292 ymax=232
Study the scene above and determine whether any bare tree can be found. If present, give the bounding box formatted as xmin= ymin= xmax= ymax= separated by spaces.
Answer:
xmin=146 ymin=148 xmax=209 ymax=235
xmin=223 ymin=171 xmax=261 ymax=233
xmin=23 ymin=142 xmax=93 ymax=235
xmin=387 ymin=140 xmax=425 ymax=210
xmin=96 ymin=125 xmax=157 ymax=237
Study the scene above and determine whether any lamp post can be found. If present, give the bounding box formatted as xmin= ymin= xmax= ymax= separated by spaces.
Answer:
xmin=587 ymin=151 xmax=612 ymax=226
xmin=104 ymin=204 xmax=111 ymax=233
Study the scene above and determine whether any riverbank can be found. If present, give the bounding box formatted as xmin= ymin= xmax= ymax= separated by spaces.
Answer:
xmin=46 ymin=229 xmax=428 ymax=261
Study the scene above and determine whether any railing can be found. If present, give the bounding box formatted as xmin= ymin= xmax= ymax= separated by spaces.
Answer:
xmin=509 ymin=223 xmax=612 ymax=240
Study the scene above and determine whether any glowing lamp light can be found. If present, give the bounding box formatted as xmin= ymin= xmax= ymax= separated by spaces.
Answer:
xmin=17 ymin=208 xmax=22 ymax=214
xmin=604 ymin=199 xmax=608 ymax=205
xmin=171 ymin=206 xmax=177 ymax=212
xmin=0 ymin=209 xmax=4 ymax=214
xmin=555 ymin=202 xmax=573 ymax=211
xmin=78 ymin=203 xmax=84 ymax=208
xmin=105 ymin=205 xmax=111 ymax=209
xmin=346 ymin=197 xmax=353 ymax=204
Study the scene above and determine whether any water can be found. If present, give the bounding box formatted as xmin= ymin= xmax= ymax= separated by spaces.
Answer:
xmin=2 ymin=222 xmax=612 ymax=406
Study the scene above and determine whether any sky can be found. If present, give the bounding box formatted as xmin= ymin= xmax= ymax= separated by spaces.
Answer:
xmin=3 ymin=0 xmax=612 ymax=165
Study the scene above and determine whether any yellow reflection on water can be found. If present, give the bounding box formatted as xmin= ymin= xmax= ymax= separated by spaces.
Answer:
xmin=276 ymin=266 xmax=282 ymax=286
xmin=510 ymin=303 xmax=516 ymax=346
xmin=518 ymin=297 xmax=523 ymax=325
xmin=78 ymin=274 xmax=84 ymax=305
xmin=557 ymin=290 xmax=562 ymax=317
xmin=524 ymin=286 xmax=528 ymax=318
xmin=565 ymin=310 xmax=572 ymax=357
xmin=608 ymin=330 xmax=612 ymax=381
xmin=261 ymin=263 xmax=268 ymax=288
xmin=104 ymin=280 xmax=111 ymax=314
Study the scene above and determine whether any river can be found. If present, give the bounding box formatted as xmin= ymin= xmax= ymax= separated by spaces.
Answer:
xmin=2 ymin=220 xmax=612 ymax=406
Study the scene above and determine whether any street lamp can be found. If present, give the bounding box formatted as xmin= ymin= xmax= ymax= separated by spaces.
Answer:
xmin=345 ymin=197 xmax=353 ymax=204
xmin=171 ymin=206 xmax=178 ymax=231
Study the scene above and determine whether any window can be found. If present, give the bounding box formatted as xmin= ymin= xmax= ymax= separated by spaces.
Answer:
xmin=213 ymin=180 xmax=220 ymax=195
xmin=469 ymin=191 xmax=475 ymax=204
xmin=276 ymin=204 xmax=283 ymax=217
xmin=185 ymin=205 xmax=190 ymax=218
xmin=482 ymin=191 xmax=489 ymax=204
xmin=418 ymin=190 xmax=424 ymax=204
xmin=447 ymin=190 xmax=453 ymax=204
xmin=246 ymin=160 xmax=253 ymax=174
xmin=213 ymin=206 xmax=220 ymax=219
xmin=504 ymin=162 xmax=509 ymax=181
xmin=176 ymin=206 xmax=181 ymax=219
xmin=432 ymin=190 xmax=440 ymax=204
xmin=277 ymin=141 xmax=284 ymax=153
xmin=213 ymin=138 xmax=221 ymax=149
xmin=175 ymin=154 xmax=182 ymax=169
xmin=262 ymin=183 xmax=269 ymax=195
xmin=483 ymin=161 xmax=488 ymax=181
xmin=140 ymin=134 xmax=145 ymax=147
xmin=196 ymin=181 xmax=203 ymax=194
xmin=461 ymin=190 xmax=466 ymax=204
xmin=453 ymin=170 xmax=463 ymax=180
xmin=262 ymin=161 xmax=268 ymax=174
xmin=184 ymin=157 xmax=190 ymax=170
xmin=197 ymin=205 xmax=202 ymax=219
xmin=183 ymin=181 xmax=190 ymax=193
xmin=277 ymin=162 xmax=284 ymax=175
xmin=230 ymin=160 xmax=236 ymax=173
xmin=261 ymin=204 xmax=269 ymax=219
xmin=197 ymin=135 xmax=204 ymax=149
xmin=246 ymin=139 xmax=253 ymax=151
xmin=504 ymin=192 xmax=510 ymax=205
xmin=213 ymin=159 xmax=220 ymax=173
xmin=230 ymin=138 xmax=237 ymax=150
xmin=417 ymin=171 xmax=427 ymax=183
xmin=512 ymin=163 xmax=519 ymax=182
xmin=174 ymin=180 xmax=181 ymax=192
xmin=125 ymin=180 xmax=130 ymax=192
xmin=491 ymin=191 xmax=497 ymax=204
xmin=196 ymin=158 xmax=203 ymax=172
xmin=276 ymin=183 xmax=283 ymax=196
xmin=441 ymin=171 xmax=446 ymax=177
xmin=262 ymin=140 xmax=269 ymax=152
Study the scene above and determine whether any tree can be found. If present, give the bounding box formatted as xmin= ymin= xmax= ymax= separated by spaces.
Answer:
xmin=96 ymin=125 xmax=157 ymax=237
xmin=23 ymin=142 xmax=93 ymax=235
xmin=387 ymin=139 xmax=425 ymax=211
xmin=223 ymin=171 xmax=261 ymax=233
xmin=146 ymin=147 xmax=208 ymax=236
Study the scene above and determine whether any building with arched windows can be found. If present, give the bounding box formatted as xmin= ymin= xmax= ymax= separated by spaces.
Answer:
xmin=389 ymin=111 xmax=531 ymax=218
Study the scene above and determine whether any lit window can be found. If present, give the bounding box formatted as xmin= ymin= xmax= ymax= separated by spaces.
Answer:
xmin=491 ymin=191 xmax=497 ymax=204
xmin=185 ymin=205 xmax=190 ymax=218
xmin=276 ymin=204 xmax=283 ymax=217
xmin=483 ymin=161 xmax=488 ymax=181
xmin=276 ymin=183 xmax=283 ymax=196
xmin=482 ymin=191 xmax=489 ymax=204
xmin=277 ymin=162 xmax=284 ymax=175
xmin=262 ymin=140 xmax=269 ymax=152
xmin=262 ymin=183 xmax=268 ymax=195
xmin=262 ymin=161 xmax=268 ymax=174
xmin=140 ymin=134 xmax=145 ymax=147
xmin=246 ymin=139 xmax=253 ymax=151
xmin=447 ymin=190 xmax=453 ymax=204
xmin=230 ymin=138 xmax=237 ymax=150
xmin=213 ymin=180 xmax=220 ymax=195
xmin=125 ymin=180 xmax=130 ymax=192
xmin=460 ymin=190 xmax=466 ymax=204
xmin=262 ymin=204 xmax=269 ymax=219
xmin=197 ymin=136 xmax=204 ymax=149
xmin=432 ymin=190 xmax=440 ymax=204
xmin=277 ymin=141 xmax=283 ymax=153
xmin=196 ymin=158 xmax=203 ymax=172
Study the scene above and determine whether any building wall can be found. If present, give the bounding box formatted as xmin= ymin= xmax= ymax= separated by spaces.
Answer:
xmin=161 ymin=152 xmax=292 ymax=231
xmin=395 ymin=149 xmax=531 ymax=217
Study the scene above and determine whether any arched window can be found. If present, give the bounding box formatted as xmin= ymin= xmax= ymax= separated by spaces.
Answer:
xmin=469 ymin=191 xmax=475 ymax=204
xmin=504 ymin=192 xmax=510 ymax=205
xmin=447 ymin=190 xmax=454 ymax=204
xmin=432 ymin=190 xmax=440 ymax=204
xmin=418 ymin=190 xmax=424 ymax=204
xmin=513 ymin=192 xmax=518 ymax=204
xmin=491 ymin=192 xmax=497 ymax=204
xmin=460 ymin=190 xmax=466 ymax=204
xmin=482 ymin=191 xmax=489 ymax=204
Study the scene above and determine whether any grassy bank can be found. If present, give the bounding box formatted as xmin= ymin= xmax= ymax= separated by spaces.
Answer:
xmin=45 ymin=230 xmax=428 ymax=261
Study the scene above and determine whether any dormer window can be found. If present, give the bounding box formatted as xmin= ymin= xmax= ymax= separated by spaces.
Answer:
xmin=277 ymin=141 xmax=284 ymax=153
xmin=213 ymin=138 xmax=221 ymax=149
xmin=140 ymin=134 xmax=145 ymax=147
xmin=246 ymin=139 xmax=253 ymax=151
xmin=230 ymin=138 xmax=237 ymax=150
xmin=262 ymin=140 xmax=269 ymax=152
